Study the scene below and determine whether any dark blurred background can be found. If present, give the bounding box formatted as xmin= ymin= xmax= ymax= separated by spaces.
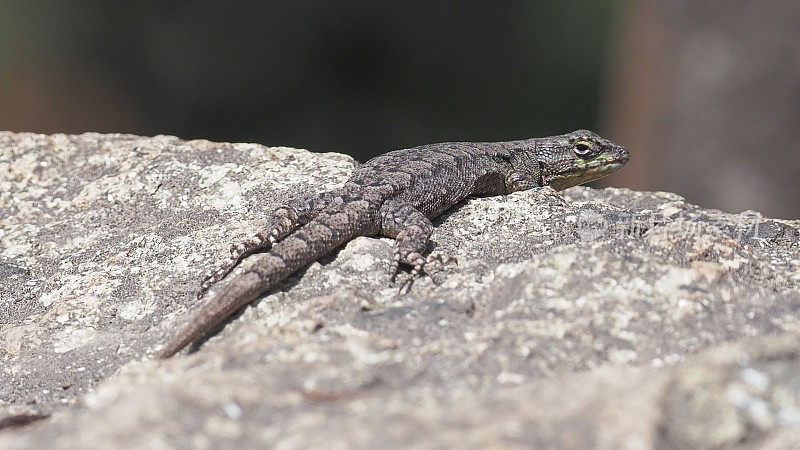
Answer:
xmin=2 ymin=1 xmax=799 ymax=218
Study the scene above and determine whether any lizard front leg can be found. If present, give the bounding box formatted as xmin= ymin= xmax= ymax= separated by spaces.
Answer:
xmin=197 ymin=190 xmax=337 ymax=298
xmin=380 ymin=200 xmax=453 ymax=285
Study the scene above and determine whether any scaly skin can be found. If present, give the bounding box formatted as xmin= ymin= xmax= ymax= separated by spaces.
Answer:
xmin=157 ymin=130 xmax=629 ymax=358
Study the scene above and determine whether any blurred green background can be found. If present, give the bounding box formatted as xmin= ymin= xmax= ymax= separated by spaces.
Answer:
xmin=2 ymin=1 xmax=799 ymax=219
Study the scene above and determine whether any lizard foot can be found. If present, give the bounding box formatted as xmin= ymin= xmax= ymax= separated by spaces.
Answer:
xmin=390 ymin=252 xmax=457 ymax=292
xmin=196 ymin=207 xmax=302 ymax=299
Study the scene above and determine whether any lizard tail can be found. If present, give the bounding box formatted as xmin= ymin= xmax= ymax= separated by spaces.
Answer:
xmin=157 ymin=199 xmax=378 ymax=358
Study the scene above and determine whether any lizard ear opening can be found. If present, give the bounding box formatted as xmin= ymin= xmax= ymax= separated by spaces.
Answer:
xmin=508 ymin=147 xmax=543 ymax=187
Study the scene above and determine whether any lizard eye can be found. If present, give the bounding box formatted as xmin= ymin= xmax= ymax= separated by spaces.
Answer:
xmin=573 ymin=140 xmax=595 ymax=158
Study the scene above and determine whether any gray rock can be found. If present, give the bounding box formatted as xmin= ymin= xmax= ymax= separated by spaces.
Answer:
xmin=1 ymin=132 xmax=799 ymax=448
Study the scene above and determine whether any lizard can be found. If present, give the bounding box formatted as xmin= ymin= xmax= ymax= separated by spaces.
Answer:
xmin=157 ymin=129 xmax=629 ymax=358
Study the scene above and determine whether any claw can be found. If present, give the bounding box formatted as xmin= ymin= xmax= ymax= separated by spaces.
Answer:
xmin=397 ymin=273 xmax=415 ymax=293
xmin=389 ymin=253 xmax=401 ymax=282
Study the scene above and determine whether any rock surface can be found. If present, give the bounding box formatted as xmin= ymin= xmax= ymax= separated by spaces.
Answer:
xmin=1 ymin=132 xmax=800 ymax=448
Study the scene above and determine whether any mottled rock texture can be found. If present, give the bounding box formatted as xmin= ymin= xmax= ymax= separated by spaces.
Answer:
xmin=1 ymin=132 xmax=799 ymax=448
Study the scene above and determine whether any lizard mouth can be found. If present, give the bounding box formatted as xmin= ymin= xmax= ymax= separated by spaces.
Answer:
xmin=545 ymin=159 xmax=627 ymax=191
xmin=556 ymin=160 xmax=625 ymax=177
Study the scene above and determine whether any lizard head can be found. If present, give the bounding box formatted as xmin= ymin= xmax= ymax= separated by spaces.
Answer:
xmin=537 ymin=129 xmax=629 ymax=191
